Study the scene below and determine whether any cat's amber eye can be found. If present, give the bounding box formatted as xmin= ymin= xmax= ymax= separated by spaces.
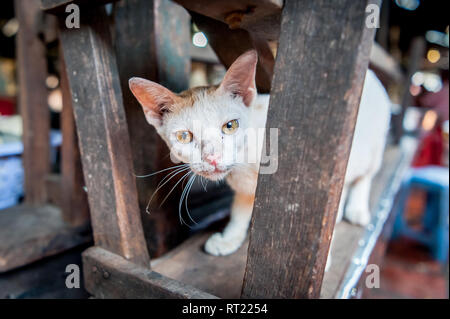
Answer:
xmin=175 ymin=130 xmax=193 ymax=144
xmin=222 ymin=119 xmax=239 ymax=135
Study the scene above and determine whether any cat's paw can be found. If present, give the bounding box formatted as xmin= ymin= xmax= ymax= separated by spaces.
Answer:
xmin=204 ymin=232 xmax=244 ymax=256
xmin=345 ymin=208 xmax=371 ymax=227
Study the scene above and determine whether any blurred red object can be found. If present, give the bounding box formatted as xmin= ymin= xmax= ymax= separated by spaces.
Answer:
xmin=412 ymin=75 xmax=449 ymax=168
xmin=412 ymin=125 xmax=444 ymax=167
xmin=0 ymin=97 xmax=15 ymax=116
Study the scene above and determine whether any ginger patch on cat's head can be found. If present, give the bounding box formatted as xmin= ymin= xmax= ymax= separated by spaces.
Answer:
xmin=129 ymin=50 xmax=258 ymax=129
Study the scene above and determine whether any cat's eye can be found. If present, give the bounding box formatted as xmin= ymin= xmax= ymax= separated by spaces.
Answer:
xmin=222 ymin=119 xmax=239 ymax=135
xmin=175 ymin=130 xmax=193 ymax=144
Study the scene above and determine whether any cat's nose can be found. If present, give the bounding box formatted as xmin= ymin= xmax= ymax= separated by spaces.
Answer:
xmin=204 ymin=153 xmax=220 ymax=167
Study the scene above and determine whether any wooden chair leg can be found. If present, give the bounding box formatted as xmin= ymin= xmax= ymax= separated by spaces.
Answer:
xmin=58 ymin=6 xmax=149 ymax=267
xmin=15 ymin=0 xmax=50 ymax=205
xmin=241 ymin=0 xmax=380 ymax=298
xmin=59 ymin=47 xmax=90 ymax=228
xmin=113 ymin=0 xmax=191 ymax=257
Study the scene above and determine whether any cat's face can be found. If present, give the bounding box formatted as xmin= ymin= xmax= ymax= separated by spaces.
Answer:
xmin=129 ymin=50 xmax=258 ymax=181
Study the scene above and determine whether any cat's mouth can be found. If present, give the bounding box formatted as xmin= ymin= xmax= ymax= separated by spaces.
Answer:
xmin=194 ymin=167 xmax=230 ymax=181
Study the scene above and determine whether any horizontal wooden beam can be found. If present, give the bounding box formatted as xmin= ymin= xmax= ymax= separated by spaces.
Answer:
xmin=83 ymin=247 xmax=218 ymax=298
xmin=175 ymin=0 xmax=282 ymax=41
xmin=41 ymin=0 xmax=117 ymax=12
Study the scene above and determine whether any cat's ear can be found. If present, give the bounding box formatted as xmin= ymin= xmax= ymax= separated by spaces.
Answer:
xmin=129 ymin=77 xmax=178 ymax=127
xmin=218 ymin=50 xmax=258 ymax=107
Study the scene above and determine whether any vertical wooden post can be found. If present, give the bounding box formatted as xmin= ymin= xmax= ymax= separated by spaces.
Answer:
xmin=113 ymin=0 xmax=191 ymax=257
xmin=242 ymin=0 xmax=379 ymax=298
xmin=58 ymin=6 xmax=149 ymax=267
xmin=15 ymin=0 xmax=50 ymax=204
xmin=59 ymin=48 xmax=90 ymax=227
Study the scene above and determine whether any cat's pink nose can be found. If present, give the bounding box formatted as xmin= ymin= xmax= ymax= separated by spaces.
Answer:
xmin=204 ymin=154 xmax=220 ymax=166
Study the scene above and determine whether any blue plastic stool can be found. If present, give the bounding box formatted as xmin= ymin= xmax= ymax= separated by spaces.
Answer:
xmin=392 ymin=165 xmax=449 ymax=263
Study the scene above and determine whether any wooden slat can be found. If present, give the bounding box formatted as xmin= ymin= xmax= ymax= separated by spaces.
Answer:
xmin=241 ymin=0 xmax=380 ymax=299
xmin=0 ymin=204 xmax=91 ymax=273
xmin=15 ymin=0 xmax=50 ymax=204
xmin=191 ymin=12 xmax=274 ymax=93
xmin=152 ymin=231 xmax=248 ymax=298
xmin=41 ymin=0 xmax=117 ymax=11
xmin=58 ymin=7 xmax=149 ymax=267
xmin=113 ymin=0 xmax=190 ymax=257
xmin=59 ymin=47 xmax=90 ymax=227
xmin=175 ymin=0 xmax=282 ymax=41
xmin=45 ymin=173 xmax=62 ymax=207
xmin=83 ymin=247 xmax=218 ymax=298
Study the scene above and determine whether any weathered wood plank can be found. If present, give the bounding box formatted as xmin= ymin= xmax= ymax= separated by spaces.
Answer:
xmin=41 ymin=0 xmax=117 ymax=11
xmin=152 ymin=231 xmax=248 ymax=298
xmin=175 ymin=0 xmax=282 ymax=41
xmin=15 ymin=0 xmax=50 ymax=204
xmin=191 ymin=12 xmax=275 ymax=93
xmin=59 ymin=47 xmax=90 ymax=227
xmin=58 ymin=7 xmax=149 ymax=267
xmin=83 ymin=247 xmax=218 ymax=298
xmin=45 ymin=173 xmax=62 ymax=207
xmin=113 ymin=0 xmax=190 ymax=257
xmin=0 ymin=204 xmax=91 ymax=273
xmin=241 ymin=0 xmax=380 ymax=298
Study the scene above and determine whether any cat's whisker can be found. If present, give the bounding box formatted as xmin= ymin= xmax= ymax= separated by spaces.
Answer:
xmin=156 ymin=166 xmax=189 ymax=189
xmin=145 ymin=166 xmax=190 ymax=214
xmin=178 ymin=173 xmax=197 ymax=228
xmin=200 ymin=176 xmax=207 ymax=192
xmin=184 ymin=174 xmax=198 ymax=225
xmin=158 ymin=170 xmax=193 ymax=208
xmin=135 ymin=163 xmax=189 ymax=178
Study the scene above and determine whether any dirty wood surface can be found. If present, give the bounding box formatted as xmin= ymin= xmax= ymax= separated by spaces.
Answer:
xmin=0 ymin=204 xmax=91 ymax=273
xmin=175 ymin=0 xmax=282 ymax=41
xmin=59 ymin=48 xmax=90 ymax=228
xmin=152 ymin=232 xmax=249 ymax=298
xmin=83 ymin=247 xmax=217 ymax=298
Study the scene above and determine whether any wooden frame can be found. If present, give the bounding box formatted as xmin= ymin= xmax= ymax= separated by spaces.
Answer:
xmin=43 ymin=0 xmax=416 ymax=299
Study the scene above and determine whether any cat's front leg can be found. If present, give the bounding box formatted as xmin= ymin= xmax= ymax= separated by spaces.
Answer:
xmin=204 ymin=192 xmax=254 ymax=256
xmin=345 ymin=175 xmax=373 ymax=226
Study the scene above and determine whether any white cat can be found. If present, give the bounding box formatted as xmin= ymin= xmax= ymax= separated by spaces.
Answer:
xmin=129 ymin=50 xmax=390 ymax=259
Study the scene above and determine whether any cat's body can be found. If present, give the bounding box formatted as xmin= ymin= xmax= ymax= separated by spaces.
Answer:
xmin=129 ymin=50 xmax=390 ymax=259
